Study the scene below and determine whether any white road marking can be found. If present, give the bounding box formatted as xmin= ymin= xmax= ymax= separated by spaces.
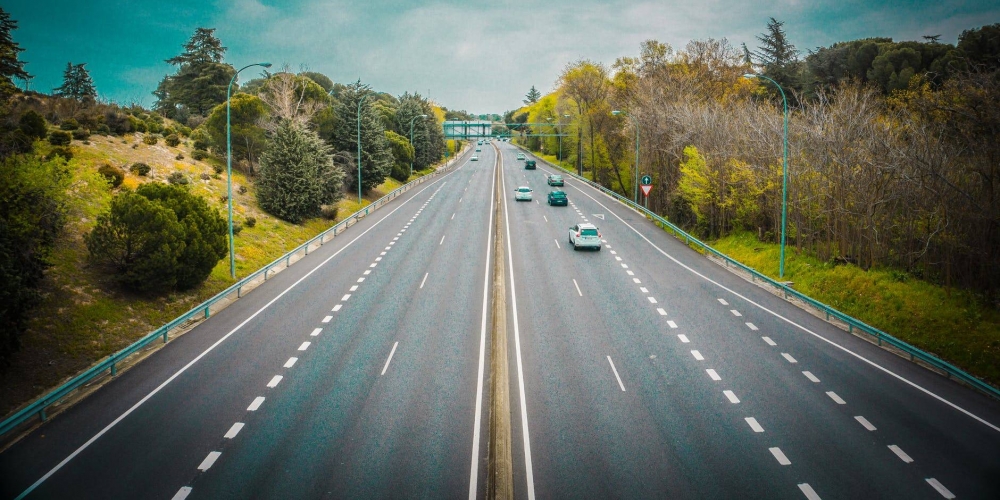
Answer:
xmin=657 ymin=308 xmax=667 ymax=316
xmin=769 ymin=447 xmax=791 ymax=465
xmin=667 ymin=321 xmax=678 ymax=329
xmin=826 ymin=391 xmax=846 ymax=404
xmin=247 ymin=397 xmax=265 ymax=411
xmin=888 ymin=445 xmax=914 ymax=463
xmin=601 ymin=239 xmax=607 ymax=243
xmin=718 ymin=298 xmax=728 ymax=305
xmin=724 ymin=390 xmax=741 ymax=403
xmin=746 ymin=322 xmax=758 ymax=330
xmin=554 ymin=239 xmax=560 ymax=249
xmin=341 ymin=294 xmax=351 ymax=301
xmin=781 ymin=353 xmax=798 ymax=363
xmin=267 ymin=375 xmax=282 ymax=388
xmin=926 ymin=478 xmax=955 ymax=498
xmin=393 ymin=237 xmax=399 ymax=241
xmin=633 ymin=278 xmax=641 ymax=283
xmin=322 ymin=316 xmax=332 ymax=323
xmin=691 ymin=350 xmax=704 ymax=361
xmin=615 ymin=256 xmax=622 ymax=261
xmin=440 ymin=235 xmax=446 ymax=245
xmin=171 ymin=487 xmax=192 ymax=500
xmin=798 ymin=483 xmax=821 ymax=500
xmin=379 ymin=252 xmax=386 ymax=256
xmin=224 ymin=422 xmax=244 ymax=439
xmin=626 ymin=270 xmax=634 ymax=276
xmin=855 ymin=416 xmax=877 ymax=431
xmin=803 ymin=371 xmax=820 ymax=383
xmin=332 ymin=304 xmax=342 ymax=312
xmin=380 ymin=341 xmax=399 ymax=376
xmin=610 ymin=250 xmax=617 ymax=254
xmin=284 ymin=357 xmax=298 ymax=368
xmin=310 ymin=328 xmax=322 ymax=337
xmin=678 ymin=334 xmax=690 ymax=343
xmin=706 ymin=369 xmax=721 ymax=381
xmin=640 ymin=287 xmax=648 ymax=293
xmin=573 ymin=279 xmax=583 ymax=296
xmin=420 ymin=272 xmax=429 ymax=289
xmin=384 ymin=246 xmax=391 ymax=251
xmin=452 ymin=213 xmax=455 ymax=220
xmin=607 ymin=356 xmax=626 ymax=391
xmin=370 ymin=263 xmax=377 ymax=268
xmin=198 ymin=451 xmax=221 ymax=471
xmin=730 ymin=309 xmax=742 ymax=317
xmin=459 ymin=197 xmax=462 ymax=202
xmin=298 ymin=342 xmax=310 ymax=351
xmin=621 ymin=263 xmax=629 ymax=269
xmin=364 ymin=270 xmax=371 ymax=275
xmin=543 ymin=215 xmax=548 ymax=222
xmin=745 ymin=417 xmax=764 ymax=433
xmin=358 ymin=277 xmax=365 ymax=282
xmin=762 ymin=336 xmax=776 ymax=346
xmin=375 ymin=257 xmax=382 ymax=262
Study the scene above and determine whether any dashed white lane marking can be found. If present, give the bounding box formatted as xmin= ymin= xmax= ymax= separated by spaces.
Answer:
xmin=452 ymin=213 xmax=456 ymax=220
xmin=762 ymin=336 xmax=776 ymax=346
xmin=633 ymin=278 xmax=641 ymax=284
xmin=691 ymin=350 xmax=704 ymax=361
xmin=626 ymin=270 xmax=634 ymax=276
xmin=607 ymin=356 xmax=626 ymax=391
xmin=267 ymin=375 xmax=283 ymax=388
xmin=926 ymin=478 xmax=955 ymax=498
xmin=459 ymin=197 xmax=463 ymax=202
xmin=310 ymin=328 xmax=322 ymax=337
xmin=297 ymin=342 xmax=310 ymax=351
xmin=798 ymin=483 xmax=822 ymax=500
xmin=746 ymin=322 xmax=758 ymax=330
xmin=781 ymin=353 xmax=798 ymax=363
xmin=364 ymin=270 xmax=371 ymax=275
xmin=657 ymin=308 xmax=667 ymax=316
xmin=420 ymin=272 xmax=429 ymax=289
xmin=440 ymin=235 xmax=446 ymax=245
xmin=803 ymin=371 xmax=820 ymax=383
xmin=621 ymin=263 xmax=629 ymax=269
xmin=646 ymin=296 xmax=658 ymax=304
xmin=543 ymin=215 xmax=548 ymax=222
xmin=730 ymin=309 xmax=742 ymax=317
xmin=724 ymin=390 xmax=741 ymax=403
xmin=357 ymin=277 xmax=365 ymax=282
xmin=888 ymin=445 xmax=914 ymax=463
xmin=601 ymin=239 xmax=608 ymax=243
xmin=718 ymin=298 xmax=728 ymax=305
xmin=380 ymin=341 xmax=399 ymax=376
xmin=615 ymin=256 xmax=623 ymax=261
xmin=573 ymin=279 xmax=583 ymax=296
xmin=384 ymin=247 xmax=391 ymax=251
xmin=369 ymin=263 xmax=377 ymax=268
xmin=322 ymin=316 xmax=332 ymax=323
xmin=667 ymin=321 xmax=678 ymax=329
xmin=171 ymin=487 xmax=192 ymax=500
xmin=745 ymin=417 xmax=764 ymax=433
xmin=393 ymin=237 xmax=399 ymax=241
xmin=341 ymin=294 xmax=351 ymax=301
xmin=224 ymin=422 xmax=244 ymax=439
xmin=198 ymin=451 xmax=221 ymax=471
xmin=826 ymin=391 xmax=846 ymax=405
xmin=855 ymin=416 xmax=877 ymax=431
xmin=554 ymin=239 xmax=560 ymax=249
xmin=247 ymin=397 xmax=265 ymax=411
xmin=706 ymin=369 xmax=721 ymax=381
xmin=678 ymin=334 xmax=690 ymax=343
xmin=379 ymin=252 xmax=386 ymax=256
xmin=332 ymin=304 xmax=342 ymax=312
xmin=640 ymin=287 xmax=649 ymax=293
xmin=769 ymin=447 xmax=791 ymax=465
xmin=375 ymin=257 xmax=382 ymax=262
xmin=610 ymin=250 xmax=617 ymax=255
xmin=284 ymin=357 xmax=298 ymax=368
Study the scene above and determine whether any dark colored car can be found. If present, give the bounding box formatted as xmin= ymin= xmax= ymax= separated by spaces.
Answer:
xmin=547 ymin=174 xmax=564 ymax=186
xmin=547 ymin=190 xmax=568 ymax=206
xmin=525 ymin=160 xmax=536 ymax=169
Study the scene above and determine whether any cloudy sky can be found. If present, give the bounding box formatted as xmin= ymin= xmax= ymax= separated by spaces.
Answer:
xmin=6 ymin=0 xmax=999 ymax=113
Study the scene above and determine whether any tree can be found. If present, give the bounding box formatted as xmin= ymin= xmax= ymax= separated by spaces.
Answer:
xmin=958 ymin=23 xmax=1000 ymax=72
xmin=53 ymin=62 xmax=97 ymax=101
xmin=166 ymin=27 xmax=227 ymax=66
xmin=559 ymin=60 xmax=609 ymax=177
xmin=257 ymin=120 xmax=346 ymax=223
xmin=153 ymin=28 xmax=236 ymax=120
xmin=754 ymin=17 xmax=802 ymax=98
xmin=330 ymin=81 xmax=392 ymax=194
xmin=524 ymin=85 xmax=541 ymax=105
xmin=385 ymin=130 xmax=414 ymax=182
xmin=300 ymin=71 xmax=334 ymax=92
xmin=396 ymin=92 xmax=443 ymax=170
xmin=18 ymin=110 xmax=47 ymax=139
xmin=202 ymin=93 xmax=269 ymax=170
xmin=0 ymin=7 xmax=30 ymax=99
xmin=258 ymin=70 xmax=329 ymax=125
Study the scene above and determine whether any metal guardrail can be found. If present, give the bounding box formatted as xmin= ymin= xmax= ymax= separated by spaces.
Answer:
xmin=0 ymin=147 xmax=472 ymax=438
xmin=515 ymin=145 xmax=1000 ymax=401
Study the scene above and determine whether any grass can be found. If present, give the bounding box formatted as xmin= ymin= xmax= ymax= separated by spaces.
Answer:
xmin=709 ymin=231 xmax=1000 ymax=388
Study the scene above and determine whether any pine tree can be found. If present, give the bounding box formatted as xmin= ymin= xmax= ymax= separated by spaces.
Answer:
xmin=0 ymin=7 xmax=30 ymax=98
xmin=331 ymin=81 xmax=393 ymax=194
xmin=753 ymin=17 xmax=803 ymax=100
xmin=524 ymin=85 xmax=541 ymax=105
xmin=154 ymin=28 xmax=235 ymax=120
xmin=166 ymin=27 xmax=227 ymax=65
xmin=53 ymin=62 xmax=97 ymax=101
xmin=257 ymin=120 xmax=346 ymax=223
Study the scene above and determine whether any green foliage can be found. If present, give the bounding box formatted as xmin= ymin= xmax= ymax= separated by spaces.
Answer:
xmin=677 ymin=146 xmax=716 ymax=233
xmin=256 ymin=120 xmax=345 ymax=223
xmin=46 ymin=147 xmax=72 ymax=162
xmin=0 ymin=129 xmax=33 ymax=156
xmin=385 ymin=130 xmax=414 ymax=182
xmin=524 ymin=85 xmax=541 ymax=105
xmin=97 ymin=164 xmax=124 ymax=188
xmin=129 ymin=162 xmax=150 ymax=176
xmin=299 ymin=71 xmax=334 ymax=92
xmin=19 ymin=110 xmax=47 ymax=139
xmin=59 ymin=118 xmax=79 ymax=130
xmin=165 ymin=134 xmax=180 ymax=147
xmin=203 ymin=93 xmax=268 ymax=164
xmin=48 ymin=130 xmax=71 ymax=146
xmin=0 ymin=7 xmax=30 ymax=100
xmin=0 ymin=154 xmax=68 ymax=363
xmin=142 ymin=134 xmax=158 ymax=145
xmin=72 ymin=129 xmax=89 ymax=140
xmin=153 ymin=28 xmax=236 ymax=120
xmin=395 ymin=93 xmax=444 ymax=171
xmin=244 ymin=216 xmax=256 ymax=228
xmin=52 ymin=62 xmax=97 ymax=101
xmin=192 ymin=149 xmax=208 ymax=161
xmin=958 ymin=23 xmax=1000 ymax=72
xmin=167 ymin=172 xmax=188 ymax=185
xmin=331 ymin=81 xmax=392 ymax=193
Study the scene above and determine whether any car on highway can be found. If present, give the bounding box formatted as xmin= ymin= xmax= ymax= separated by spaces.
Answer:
xmin=476 ymin=147 xmax=482 ymax=152
xmin=525 ymin=160 xmax=536 ymax=170
xmin=547 ymin=174 xmax=564 ymax=186
xmin=568 ymin=223 xmax=602 ymax=250
xmin=516 ymin=153 xmax=525 ymax=160
xmin=471 ymin=155 xmax=479 ymax=161
xmin=547 ymin=190 xmax=567 ymax=206
xmin=514 ymin=186 xmax=533 ymax=201
xmin=477 ymin=140 xmax=483 ymax=145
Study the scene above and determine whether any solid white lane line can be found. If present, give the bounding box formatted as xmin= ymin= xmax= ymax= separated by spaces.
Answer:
xmin=224 ymin=422 xmax=244 ymax=439
xmin=657 ymin=308 xmax=667 ymax=316
xmin=706 ymin=369 xmax=721 ymax=381
xmin=311 ymin=328 xmax=322 ymax=337
xmin=640 ymin=287 xmax=649 ymax=293
xmin=769 ymin=447 xmax=791 ymax=465
xmin=691 ymin=350 xmax=704 ymax=361
xmin=855 ymin=415 xmax=877 ymax=431
xmin=647 ymin=297 xmax=657 ymax=304
xmin=798 ymin=483 xmax=822 ymax=500
xmin=746 ymin=322 xmax=758 ymax=330
xmin=803 ymin=371 xmax=820 ymax=383
xmin=440 ymin=235 xmax=446 ymax=245
xmin=826 ymin=391 xmax=846 ymax=404
xmin=724 ymin=390 xmax=741 ymax=403
xmin=198 ymin=451 xmax=222 ymax=471
xmin=762 ymin=336 xmax=776 ymax=346
xmin=573 ymin=279 xmax=583 ymax=296
xmin=298 ymin=342 xmax=310 ymax=351
xmin=926 ymin=478 xmax=955 ymax=498
xmin=745 ymin=417 xmax=764 ymax=433
xmin=781 ymin=353 xmax=798 ymax=363
xmin=284 ymin=357 xmax=298 ymax=368
xmin=718 ymin=298 xmax=728 ymax=305
xmin=678 ymin=334 xmax=690 ymax=343
xmin=554 ymin=239 xmax=560 ymax=249
xmin=342 ymin=294 xmax=351 ymax=301
xmin=322 ymin=316 xmax=332 ymax=323
xmin=380 ymin=341 xmax=399 ymax=376
xmin=888 ymin=445 xmax=914 ymax=463
xmin=667 ymin=320 xmax=678 ymax=329
xmin=247 ymin=397 xmax=265 ymax=411
xmin=332 ymin=304 xmax=342 ymax=312
xmin=607 ymin=356 xmax=626 ymax=392
xmin=171 ymin=487 xmax=192 ymax=500
xmin=267 ymin=375 xmax=282 ymax=388
xmin=420 ymin=272 xmax=429 ymax=289
xmin=730 ymin=309 xmax=742 ymax=317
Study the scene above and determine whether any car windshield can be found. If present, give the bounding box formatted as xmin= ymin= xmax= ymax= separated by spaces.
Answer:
xmin=581 ymin=229 xmax=598 ymax=236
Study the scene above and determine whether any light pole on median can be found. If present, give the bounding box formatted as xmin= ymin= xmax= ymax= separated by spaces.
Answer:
xmin=356 ymin=93 xmax=369 ymax=204
xmin=611 ymin=109 xmax=640 ymax=204
xmin=409 ymin=114 xmax=428 ymax=178
xmin=744 ymin=73 xmax=790 ymax=279
xmin=227 ymin=61 xmax=271 ymax=279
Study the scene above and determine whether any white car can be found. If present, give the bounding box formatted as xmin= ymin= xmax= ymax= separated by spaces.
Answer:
xmin=568 ymin=223 xmax=602 ymax=250
xmin=514 ymin=186 xmax=533 ymax=201
xmin=516 ymin=153 xmax=526 ymax=160
xmin=471 ymin=155 xmax=479 ymax=161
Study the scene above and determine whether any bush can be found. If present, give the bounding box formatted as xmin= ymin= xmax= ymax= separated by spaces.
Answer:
xmin=86 ymin=183 xmax=227 ymax=292
xmin=193 ymin=138 xmax=210 ymax=151
xmin=256 ymin=121 xmax=345 ymax=223
xmin=98 ymin=164 xmax=125 ymax=188
xmin=167 ymin=172 xmax=189 ymax=185
xmin=46 ymin=147 xmax=73 ymax=162
xmin=130 ymin=162 xmax=151 ymax=176
xmin=19 ymin=110 xmax=47 ymax=139
xmin=192 ymin=150 xmax=208 ymax=161
xmin=321 ymin=206 xmax=338 ymax=220
xmin=232 ymin=222 xmax=243 ymax=236
xmin=105 ymin=111 xmax=132 ymax=135
xmin=60 ymin=118 xmax=80 ymax=131
xmin=176 ymin=125 xmax=192 ymax=137
xmin=175 ymin=153 xmax=184 ymax=160
xmin=238 ymin=185 xmax=247 ymax=195
xmin=72 ymin=129 xmax=90 ymax=140
xmin=95 ymin=123 xmax=111 ymax=135
xmin=146 ymin=120 xmax=163 ymax=134
xmin=212 ymin=163 xmax=223 ymax=174
xmin=0 ymin=129 xmax=34 ymax=156
xmin=162 ymin=127 xmax=176 ymax=137
xmin=165 ymin=134 xmax=180 ymax=147
xmin=48 ymin=130 xmax=72 ymax=146
xmin=200 ymin=173 xmax=210 ymax=180
xmin=129 ymin=116 xmax=147 ymax=133
xmin=143 ymin=134 xmax=158 ymax=145
xmin=244 ymin=216 xmax=256 ymax=228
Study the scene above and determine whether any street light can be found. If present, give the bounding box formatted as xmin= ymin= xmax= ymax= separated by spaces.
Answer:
xmin=559 ymin=113 xmax=570 ymax=164
xmin=744 ymin=73 xmax=790 ymax=279
xmin=611 ymin=109 xmax=640 ymax=204
xmin=227 ymin=61 xmax=271 ymax=279
xmin=408 ymin=114 xmax=428 ymax=178
xmin=356 ymin=93 xmax=369 ymax=204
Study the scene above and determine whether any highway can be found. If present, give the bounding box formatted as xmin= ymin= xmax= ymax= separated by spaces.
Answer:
xmin=1 ymin=140 xmax=999 ymax=499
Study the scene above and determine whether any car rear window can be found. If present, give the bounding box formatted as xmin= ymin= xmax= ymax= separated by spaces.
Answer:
xmin=518 ymin=187 xmax=530 ymax=192
xmin=581 ymin=229 xmax=598 ymax=236
xmin=551 ymin=192 xmax=565 ymax=197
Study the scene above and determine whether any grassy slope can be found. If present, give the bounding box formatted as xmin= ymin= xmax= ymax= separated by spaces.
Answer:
xmin=0 ymin=131 xmax=430 ymax=417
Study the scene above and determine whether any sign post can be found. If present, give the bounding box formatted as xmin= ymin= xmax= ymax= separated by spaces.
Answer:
xmin=640 ymin=175 xmax=652 ymax=208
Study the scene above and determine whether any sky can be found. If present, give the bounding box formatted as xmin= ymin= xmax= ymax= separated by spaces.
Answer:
xmin=6 ymin=0 xmax=999 ymax=114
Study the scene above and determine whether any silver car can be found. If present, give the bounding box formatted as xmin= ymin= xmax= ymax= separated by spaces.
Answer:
xmin=568 ymin=223 xmax=601 ymax=250
xmin=514 ymin=186 xmax=533 ymax=201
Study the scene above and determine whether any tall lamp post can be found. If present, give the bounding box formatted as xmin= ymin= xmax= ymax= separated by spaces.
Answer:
xmin=409 ymin=114 xmax=428 ymax=178
xmin=744 ymin=73 xmax=790 ymax=279
xmin=227 ymin=61 xmax=271 ymax=279
xmin=611 ymin=109 xmax=640 ymax=204
xmin=356 ymin=93 xmax=369 ymax=204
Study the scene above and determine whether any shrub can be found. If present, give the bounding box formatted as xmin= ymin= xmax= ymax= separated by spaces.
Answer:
xmin=200 ymin=173 xmax=210 ymax=180
xmin=192 ymin=150 xmax=208 ymax=161
xmin=165 ymin=134 xmax=180 ymax=147
xmin=98 ymin=164 xmax=125 ymax=188
xmin=321 ymin=206 xmax=338 ymax=220
xmin=143 ymin=134 xmax=158 ymax=145
xmin=48 ymin=130 xmax=72 ymax=146
xmin=212 ymin=164 xmax=223 ymax=174
xmin=256 ymin=121 xmax=345 ymax=223
xmin=129 ymin=116 xmax=147 ymax=133
xmin=238 ymin=185 xmax=247 ymax=195
xmin=46 ymin=147 xmax=73 ymax=162
xmin=129 ymin=162 xmax=151 ymax=176
xmin=232 ymin=222 xmax=243 ymax=236
xmin=105 ymin=111 xmax=132 ymax=135
xmin=193 ymin=138 xmax=210 ymax=151
xmin=162 ymin=127 xmax=176 ymax=137
xmin=244 ymin=216 xmax=256 ymax=228
xmin=95 ymin=123 xmax=111 ymax=135
xmin=60 ymin=118 xmax=80 ymax=131
xmin=0 ymin=129 xmax=34 ymax=156
xmin=19 ymin=110 xmax=47 ymax=139
xmin=175 ymin=153 xmax=184 ymax=160
xmin=72 ymin=129 xmax=90 ymax=140
xmin=176 ymin=125 xmax=192 ymax=137
xmin=146 ymin=120 xmax=162 ymax=134
xmin=131 ymin=143 xmax=138 ymax=149
xmin=167 ymin=172 xmax=189 ymax=185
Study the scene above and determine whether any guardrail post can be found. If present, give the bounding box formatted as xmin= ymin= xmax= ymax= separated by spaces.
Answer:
xmin=111 ymin=362 xmax=117 ymax=376
xmin=237 ymin=285 xmax=242 ymax=298
xmin=204 ymin=306 xmax=210 ymax=319
xmin=40 ymin=407 xmax=47 ymax=421
xmin=163 ymin=330 xmax=168 ymax=343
